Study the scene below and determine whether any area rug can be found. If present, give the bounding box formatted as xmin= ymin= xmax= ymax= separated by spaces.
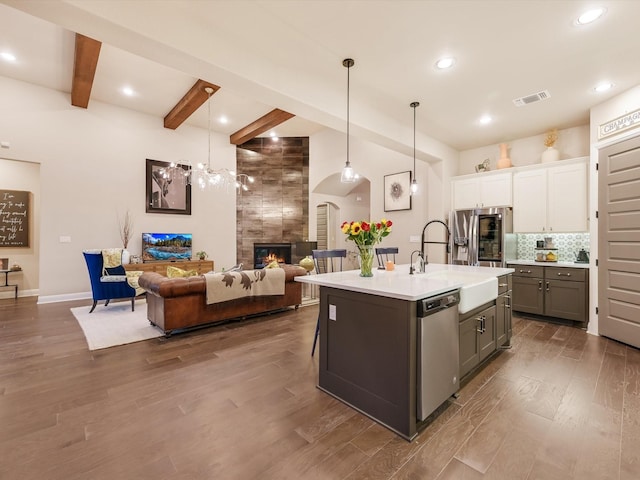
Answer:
xmin=71 ymin=299 xmax=163 ymax=350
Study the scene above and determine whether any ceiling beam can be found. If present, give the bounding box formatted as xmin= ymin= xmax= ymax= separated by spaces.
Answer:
xmin=164 ymin=79 xmax=220 ymax=130
xmin=230 ymin=109 xmax=296 ymax=145
xmin=71 ymin=33 xmax=102 ymax=108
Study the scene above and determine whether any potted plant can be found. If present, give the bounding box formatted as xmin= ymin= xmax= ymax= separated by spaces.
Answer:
xmin=196 ymin=251 xmax=208 ymax=261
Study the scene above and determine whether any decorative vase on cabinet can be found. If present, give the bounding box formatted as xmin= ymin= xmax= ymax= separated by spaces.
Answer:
xmin=497 ymin=143 xmax=512 ymax=169
xmin=541 ymin=146 xmax=559 ymax=163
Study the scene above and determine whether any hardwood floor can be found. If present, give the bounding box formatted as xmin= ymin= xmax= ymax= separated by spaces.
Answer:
xmin=1 ymin=296 xmax=639 ymax=479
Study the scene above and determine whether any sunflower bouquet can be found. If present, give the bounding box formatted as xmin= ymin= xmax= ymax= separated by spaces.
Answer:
xmin=341 ymin=219 xmax=393 ymax=277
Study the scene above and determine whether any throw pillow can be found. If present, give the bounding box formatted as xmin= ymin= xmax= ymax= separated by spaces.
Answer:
xmin=167 ymin=266 xmax=198 ymax=278
xmin=265 ymin=260 xmax=280 ymax=269
xmin=102 ymin=248 xmax=123 ymax=269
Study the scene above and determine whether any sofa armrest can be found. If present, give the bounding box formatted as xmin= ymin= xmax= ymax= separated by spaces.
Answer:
xmin=281 ymin=264 xmax=308 ymax=281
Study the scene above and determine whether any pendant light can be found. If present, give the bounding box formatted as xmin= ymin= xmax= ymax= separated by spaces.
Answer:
xmin=340 ymin=58 xmax=357 ymax=183
xmin=410 ymin=101 xmax=420 ymax=194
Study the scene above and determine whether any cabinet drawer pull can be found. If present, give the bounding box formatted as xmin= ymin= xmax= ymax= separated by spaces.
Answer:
xmin=499 ymin=283 xmax=508 ymax=287
xmin=557 ymin=272 xmax=572 ymax=277
xmin=519 ymin=269 xmax=532 ymax=274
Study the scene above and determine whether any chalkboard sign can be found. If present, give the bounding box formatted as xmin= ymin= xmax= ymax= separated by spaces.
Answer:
xmin=0 ymin=190 xmax=30 ymax=247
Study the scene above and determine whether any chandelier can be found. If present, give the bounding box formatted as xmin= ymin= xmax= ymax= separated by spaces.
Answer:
xmin=159 ymin=87 xmax=254 ymax=192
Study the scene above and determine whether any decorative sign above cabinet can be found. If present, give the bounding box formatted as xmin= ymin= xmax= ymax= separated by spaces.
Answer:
xmin=599 ymin=107 xmax=640 ymax=140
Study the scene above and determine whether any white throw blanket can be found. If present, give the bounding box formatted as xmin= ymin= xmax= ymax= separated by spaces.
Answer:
xmin=204 ymin=268 xmax=285 ymax=305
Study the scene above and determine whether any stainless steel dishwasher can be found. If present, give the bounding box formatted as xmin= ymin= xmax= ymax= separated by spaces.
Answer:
xmin=417 ymin=290 xmax=460 ymax=421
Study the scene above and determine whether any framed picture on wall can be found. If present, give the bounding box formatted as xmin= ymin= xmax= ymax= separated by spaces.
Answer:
xmin=145 ymin=159 xmax=192 ymax=215
xmin=384 ymin=171 xmax=412 ymax=212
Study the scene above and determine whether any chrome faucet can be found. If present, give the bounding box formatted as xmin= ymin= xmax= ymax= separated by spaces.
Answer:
xmin=410 ymin=249 xmax=425 ymax=275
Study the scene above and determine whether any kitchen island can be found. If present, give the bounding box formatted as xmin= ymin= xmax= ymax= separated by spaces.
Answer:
xmin=296 ymin=263 xmax=513 ymax=440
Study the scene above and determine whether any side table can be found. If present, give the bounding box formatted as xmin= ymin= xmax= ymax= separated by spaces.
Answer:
xmin=0 ymin=269 xmax=20 ymax=299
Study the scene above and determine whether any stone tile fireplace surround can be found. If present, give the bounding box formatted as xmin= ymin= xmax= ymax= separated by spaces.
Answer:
xmin=236 ymin=137 xmax=309 ymax=268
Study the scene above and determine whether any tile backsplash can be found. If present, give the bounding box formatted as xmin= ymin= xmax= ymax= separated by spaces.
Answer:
xmin=516 ymin=233 xmax=590 ymax=262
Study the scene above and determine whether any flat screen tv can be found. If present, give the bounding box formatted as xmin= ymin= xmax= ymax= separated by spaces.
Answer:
xmin=142 ymin=233 xmax=192 ymax=262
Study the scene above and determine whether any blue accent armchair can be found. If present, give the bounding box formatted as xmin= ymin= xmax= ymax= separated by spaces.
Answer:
xmin=83 ymin=250 xmax=137 ymax=313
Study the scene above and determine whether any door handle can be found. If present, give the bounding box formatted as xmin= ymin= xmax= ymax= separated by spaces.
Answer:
xmin=505 ymin=294 xmax=511 ymax=309
xmin=557 ymin=272 xmax=572 ymax=277
xmin=546 ymin=281 xmax=550 ymax=292
xmin=476 ymin=315 xmax=486 ymax=334
xmin=538 ymin=280 xmax=542 ymax=291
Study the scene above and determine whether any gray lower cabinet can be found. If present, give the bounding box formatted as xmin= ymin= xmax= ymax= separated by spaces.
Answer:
xmin=496 ymin=274 xmax=513 ymax=347
xmin=509 ymin=264 xmax=588 ymax=325
xmin=459 ymin=303 xmax=496 ymax=378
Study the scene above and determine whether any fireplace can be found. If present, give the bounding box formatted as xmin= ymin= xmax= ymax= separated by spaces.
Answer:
xmin=253 ymin=243 xmax=292 ymax=269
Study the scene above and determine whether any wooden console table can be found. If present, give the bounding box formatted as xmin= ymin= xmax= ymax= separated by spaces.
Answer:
xmin=123 ymin=260 xmax=214 ymax=275
xmin=0 ymin=269 xmax=21 ymax=299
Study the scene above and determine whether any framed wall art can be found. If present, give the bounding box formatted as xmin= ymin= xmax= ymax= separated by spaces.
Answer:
xmin=384 ymin=171 xmax=412 ymax=212
xmin=145 ymin=159 xmax=192 ymax=215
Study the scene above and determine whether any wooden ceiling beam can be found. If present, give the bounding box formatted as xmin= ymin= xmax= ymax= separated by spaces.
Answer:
xmin=164 ymin=79 xmax=220 ymax=130
xmin=230 ymin=109 xmax=295 ymax=145
xmin=71 ymin=33 xmax=102 ymax=108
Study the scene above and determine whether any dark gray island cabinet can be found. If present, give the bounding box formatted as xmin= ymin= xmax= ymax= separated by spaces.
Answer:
xmin=297 ymin=265 xmax=514 ymax=441
xmin=317 ymin=287 xmax=419 ymax=439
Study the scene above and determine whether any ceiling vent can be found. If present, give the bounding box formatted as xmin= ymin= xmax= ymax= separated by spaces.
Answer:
xmin=513 ymin=90 xmax=551 ymax=107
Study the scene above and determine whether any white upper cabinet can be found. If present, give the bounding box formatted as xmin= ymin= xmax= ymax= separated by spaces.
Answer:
xmin=513 ymin=158 xmax=588 ymax=233
xmin=452 ymin=171 xmax=512 ymax=210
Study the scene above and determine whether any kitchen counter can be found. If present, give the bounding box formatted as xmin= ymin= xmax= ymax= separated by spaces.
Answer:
xmin=295 ymin=263 xmax=513 ymax=301
xmin=507 ymin=259 xmax=589 ymax=269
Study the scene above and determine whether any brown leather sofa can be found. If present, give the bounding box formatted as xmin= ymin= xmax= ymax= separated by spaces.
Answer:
xmin=138 ymin=264 xmax=307 ymax=335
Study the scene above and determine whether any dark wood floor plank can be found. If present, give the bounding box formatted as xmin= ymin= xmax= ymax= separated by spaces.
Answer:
xmin=593 ymin=350 xmax=626 ymax=412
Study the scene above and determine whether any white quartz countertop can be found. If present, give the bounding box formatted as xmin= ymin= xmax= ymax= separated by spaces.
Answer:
xmin=295 ymin=263 xmax=514 ymax=301
xmin=507 ymin=260 xmax=590 ymax=269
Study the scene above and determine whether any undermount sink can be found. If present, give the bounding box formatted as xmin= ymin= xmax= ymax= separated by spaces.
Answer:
xmin=425 ymin=270 xmax=499 ymax=314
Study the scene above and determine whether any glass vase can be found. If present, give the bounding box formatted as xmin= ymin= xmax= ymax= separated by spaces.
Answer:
xmin=358 ymin=245 xmax=374 ymax=277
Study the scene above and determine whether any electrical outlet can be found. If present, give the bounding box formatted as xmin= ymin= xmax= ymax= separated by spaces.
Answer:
xmin=59 ymin=236 xmax=71 ymax=243
xmin=329 ymin=304 xmax=337 ymax=321
xmin=409 ymin=235 xmax=420 ymax=243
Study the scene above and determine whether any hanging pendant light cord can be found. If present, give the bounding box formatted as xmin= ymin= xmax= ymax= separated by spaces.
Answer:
xmin=346 ymin=61 xmax=350 ymax=166
xmin=413 ymin=104 xmax=416 ymax=173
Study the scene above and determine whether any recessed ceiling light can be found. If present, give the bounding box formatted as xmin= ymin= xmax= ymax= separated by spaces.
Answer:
xmin=575 ymin=8 xmax=606 ymax=25
xmin=435 ymin=57 xmax=456 ymax=70
xmin=594 ymin=82 xmax=614 ymax=92
xmin=121 ymin=86 xmax=135 ymax=97
xmin=479 ymin=115 xmax=492 ymax=125
xmin=218 ymin=115 xmax=228 ymax=124
xmin=1 ymin=52 xmax=17 ymax=62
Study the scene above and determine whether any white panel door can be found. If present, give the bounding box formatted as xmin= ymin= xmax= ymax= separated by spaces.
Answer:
xmin=452 ymin=177 xmax=480 ymax=210
xmin=480 ymin=172 xmax=512 ymax=207
xmin=513 ymin=169 xmax=547 ymax=232
xmin=548 ymin=161 xmax=588 ymax=232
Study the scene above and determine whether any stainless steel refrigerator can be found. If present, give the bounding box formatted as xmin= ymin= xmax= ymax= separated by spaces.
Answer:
xmin=449 ymin=207 xmax=515 ymax=267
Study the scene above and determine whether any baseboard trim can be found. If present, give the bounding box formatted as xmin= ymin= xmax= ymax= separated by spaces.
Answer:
xmin=37 ymin=291 xmax=91 ymax=304
xmin=0 ymin=288 xmax=39 ymax=300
